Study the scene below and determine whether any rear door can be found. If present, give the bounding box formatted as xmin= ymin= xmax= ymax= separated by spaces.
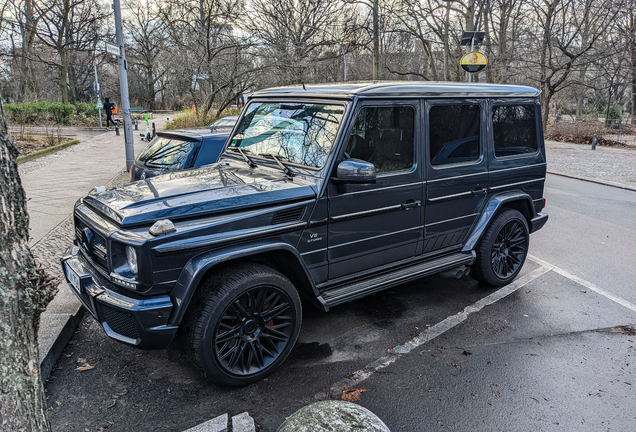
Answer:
xmin=487 ymin=99 xmax=546 ymax=213
xmin=423 ymin=100 xmax=489 ymax=255
xmin=327 ymin=101 xmax=423 ymax=280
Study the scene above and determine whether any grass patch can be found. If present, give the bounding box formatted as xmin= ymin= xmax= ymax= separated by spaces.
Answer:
xmin=16 ymin=136 xmax=79 ymax=163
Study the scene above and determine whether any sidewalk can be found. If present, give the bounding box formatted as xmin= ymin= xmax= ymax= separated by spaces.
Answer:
xmin=17 ymin=117 xmax=169 ymax=378
xmin=545 ymin=140 xmax=636 ymax=191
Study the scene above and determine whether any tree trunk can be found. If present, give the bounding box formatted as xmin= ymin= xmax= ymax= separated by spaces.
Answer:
xmin=19 ymin=0 xmax=37 ymax=101
xmin=631 ymin=9 xmax=635 ymax=121
xmin=372 ymin=0 xmax=379 ymax=80
xmin=59 ymin=49 xmax=69 ymax=105
xmin=0 ymin=104 xmax=56 ymax=431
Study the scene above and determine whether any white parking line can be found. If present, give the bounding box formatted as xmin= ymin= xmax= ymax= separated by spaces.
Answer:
xmin=327 ymin=265 xmax=552 ymax=396
xmin=528 ymin=254 xmax=636 ymax=313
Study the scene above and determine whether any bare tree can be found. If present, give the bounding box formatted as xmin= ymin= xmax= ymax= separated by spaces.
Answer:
xmin=0 ymin=104 xmax=57 ymax=431
xmin=34 ymin=0 xmax=108 ymax=104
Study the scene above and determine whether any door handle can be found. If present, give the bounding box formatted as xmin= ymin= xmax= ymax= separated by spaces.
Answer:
xmin=401 ymin=200 xmax=421 ymax=210
xmin=472 ymin=187 xmax=486 ymax=196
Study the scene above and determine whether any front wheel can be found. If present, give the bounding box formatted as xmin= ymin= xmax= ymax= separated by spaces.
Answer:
xmin=185 ymin=263 xmax=302 ymax=386
xmin=470 ymin=209 xmax=529 ymax=287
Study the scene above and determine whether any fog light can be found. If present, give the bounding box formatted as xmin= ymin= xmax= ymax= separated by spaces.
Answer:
xmin=126 ymin=246 xmax=138 ymax=275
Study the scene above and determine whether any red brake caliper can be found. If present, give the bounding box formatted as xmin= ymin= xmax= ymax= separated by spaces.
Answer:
xmin=263 ymin=302 xmax=273 ymax=327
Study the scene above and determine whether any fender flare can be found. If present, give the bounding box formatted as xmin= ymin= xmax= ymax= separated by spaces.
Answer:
xmin=168 ymin=240 xmax=317 ymax=325
xmin=462 ymin=190 xmax=535 ymax=253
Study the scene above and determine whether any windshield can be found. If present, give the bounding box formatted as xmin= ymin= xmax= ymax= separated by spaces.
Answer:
xmin=228 ymin=102 xmax=344 ymax=168
xmin=137 ymin=137 xmax=198 ymax=170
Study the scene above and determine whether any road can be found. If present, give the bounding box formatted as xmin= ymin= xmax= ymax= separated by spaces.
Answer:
xmin=44 ymin=175 xmax=636 ymax=432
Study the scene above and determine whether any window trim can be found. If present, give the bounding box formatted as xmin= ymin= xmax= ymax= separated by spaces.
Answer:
xmin=426 ymin=100 xmax=485 ymax=170
xmin=491 ymin=102 xmax=541 ymax=161
xmin=339 ymin=102 xmax=419 ymax=178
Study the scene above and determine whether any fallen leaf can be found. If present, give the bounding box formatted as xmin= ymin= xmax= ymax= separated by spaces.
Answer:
xmin=462 ymin=350 xmax=472 ymax=356
xmin=387 ymin=348 xmax=395 ymax=355
xmin=108 ymin=400 xmax=116 ymax=408
xmin=77 ymin=358 xmax=86 ymax=363
xmin=341 ymin=388 xmax=369 ymax=402
xmin=56 ymin=401 xmax=61 ymax=406
xmin=112 ymin=395 xmax=119 ymax=399
xmin=118 ymin=390 xmax=128 ymax=396
xmin=75 ymin=363 xmax=95 ymax=372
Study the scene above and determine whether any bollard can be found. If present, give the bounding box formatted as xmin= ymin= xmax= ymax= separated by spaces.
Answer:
xmin=592 ymin=133 xmax=597 ymax=150
xmin=152 ymin=122 xmax=156 ymax=138
xmin=115 ymin=124 xmax=120 ymax=136
xmin=134 ymin=117 xmax=138 ymax=130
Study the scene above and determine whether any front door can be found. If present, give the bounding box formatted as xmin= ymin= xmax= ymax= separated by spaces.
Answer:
xmin=423 ymin=100 xmax=489 ymax=254
xmin=327 ymin=102 xmax=423 ymax=280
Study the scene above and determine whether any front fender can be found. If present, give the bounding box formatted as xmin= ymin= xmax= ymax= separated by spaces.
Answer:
xmin=168 ymin=240 xmax=317 ymax=325
xmin=462 ymin=191 xmax=535 ymax=252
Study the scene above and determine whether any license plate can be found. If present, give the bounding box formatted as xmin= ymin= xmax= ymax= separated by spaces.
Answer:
xmin=65 ymin=262 xmax=82 ymax=293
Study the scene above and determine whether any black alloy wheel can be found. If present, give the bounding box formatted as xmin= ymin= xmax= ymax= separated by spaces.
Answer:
xmin=214 ymin=286 xmax=296 ymax=376
xmin=185 ymin=263 xmax=302 ymax=386
xmin=471 ymin=209 xmax=529 ymax=287
xmin=491 ymin=218 xmax=527 ymax=279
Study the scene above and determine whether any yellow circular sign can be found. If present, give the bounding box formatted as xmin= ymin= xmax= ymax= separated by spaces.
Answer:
xmin=461 ymin=52 xmax=488 ymax=73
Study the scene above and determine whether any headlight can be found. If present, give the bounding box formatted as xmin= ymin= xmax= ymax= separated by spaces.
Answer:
xmin=126 ymin=246 xmax=138 ymax=275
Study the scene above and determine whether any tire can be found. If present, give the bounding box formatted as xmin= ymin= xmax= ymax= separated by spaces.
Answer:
xmin=470 ymin=209 xmax=529 ymax=287
xmin=185 ymin=263 xmax=302 ymax=386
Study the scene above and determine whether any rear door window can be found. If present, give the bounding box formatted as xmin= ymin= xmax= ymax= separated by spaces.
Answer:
xmin=429 ymin=105 xmax=480 ymax=166
xmin=492 ymin=105 xmax=538 ymax=157
xmin=137 ymin=137 xmax=199 ymax=170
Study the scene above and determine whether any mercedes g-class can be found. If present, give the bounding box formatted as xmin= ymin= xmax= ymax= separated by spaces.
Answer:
xmin=62 ymin=82 xmax=548 ymax=386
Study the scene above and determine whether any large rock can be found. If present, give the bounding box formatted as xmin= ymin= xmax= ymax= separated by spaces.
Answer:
xmin=277 ymin=400 xmax=391 ymax=432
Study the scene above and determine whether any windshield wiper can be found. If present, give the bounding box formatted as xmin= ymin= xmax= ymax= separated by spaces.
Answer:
xmin=258 ymin=153 xmax=295 ymax=178
xmin=229 ymin=147 xmax=257 ymax=168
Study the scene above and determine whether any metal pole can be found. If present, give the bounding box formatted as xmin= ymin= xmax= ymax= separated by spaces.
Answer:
xmin=113 ymin=0 xmax=135 ymax=170
xmin=468 ymin=37 xmax=475 ymax=83
xmin=94 ymin=65 xmax=102 ymax=129
xmin=341 ymin=43 xmax=347 ymax=82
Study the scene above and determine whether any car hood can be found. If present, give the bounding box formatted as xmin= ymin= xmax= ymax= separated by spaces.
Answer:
xmin=82 ymin=161 xmax=317 ymax=227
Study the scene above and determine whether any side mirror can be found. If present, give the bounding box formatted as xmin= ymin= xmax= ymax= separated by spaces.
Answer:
xmin=334 ymin=159 xmax=376 ymax=184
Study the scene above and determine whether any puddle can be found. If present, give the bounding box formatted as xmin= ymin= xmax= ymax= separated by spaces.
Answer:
xmin=289 ymin=342 xmax=333 ymax=361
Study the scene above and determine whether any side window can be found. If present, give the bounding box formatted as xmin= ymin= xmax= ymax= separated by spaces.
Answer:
xmin=492 ymin=105 xmax=537 ymax=157
xmin=429 ymin=105 xmax=480 ymax=166
xmin=344 ymin=106 xmax=414 ymax=174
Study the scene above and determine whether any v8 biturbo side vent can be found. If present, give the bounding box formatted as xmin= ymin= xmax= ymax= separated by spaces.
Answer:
xmin=271 ymin=207 xmax=304 ymax=225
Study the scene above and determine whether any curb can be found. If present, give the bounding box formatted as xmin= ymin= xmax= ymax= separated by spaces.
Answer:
xmin=547 ymin=170 xmax=636 ymax=192
xmin=40 ymin=305 xmax=86 ymax=380
xmin=17 ymin=138 xmax=79 ymax=164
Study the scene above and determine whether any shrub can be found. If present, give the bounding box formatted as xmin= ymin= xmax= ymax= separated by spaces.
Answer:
xmin=164 ymin=108 xmax=218 ymax=130
xmin=74 ymin=102 xmax=98 ymax=118
xmin=4 ymin=102 xmax=75 ymax=124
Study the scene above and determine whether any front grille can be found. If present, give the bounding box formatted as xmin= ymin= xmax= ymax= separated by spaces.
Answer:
xmin=75 ymin=217 xmax=108 ymax=270
xmin=271 ymin=207 xmax=304 ymax=225
xmin=102 ymin=305 xmax=140 ymax=340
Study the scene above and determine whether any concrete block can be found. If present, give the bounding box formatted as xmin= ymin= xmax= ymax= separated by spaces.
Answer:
xmin=183 ymin=413 xmax=228 ymax=432
xmin=231 ymin=412 xmax=255 ymax=432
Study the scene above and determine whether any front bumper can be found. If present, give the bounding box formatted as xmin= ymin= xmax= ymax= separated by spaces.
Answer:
xmin=61 ymin=246 xmax=177 ymax=349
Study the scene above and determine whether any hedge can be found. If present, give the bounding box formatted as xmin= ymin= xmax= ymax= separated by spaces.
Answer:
xmin=5 ymin=102 xmax=80 ymax=124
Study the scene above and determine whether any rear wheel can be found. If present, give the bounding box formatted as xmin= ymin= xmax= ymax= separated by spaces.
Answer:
xmin=471 ymin=209 xmax=529 ymax=287
xmin=185 ymin=263 xmax=302 ymax=386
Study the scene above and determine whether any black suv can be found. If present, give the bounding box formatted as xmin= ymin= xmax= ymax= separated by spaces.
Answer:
xmin=62 ymin=82 xmax=548 ymax=386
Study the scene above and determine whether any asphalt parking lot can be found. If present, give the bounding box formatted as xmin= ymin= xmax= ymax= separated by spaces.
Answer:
xmin=44 ymin=251 xmax=636 ymax=432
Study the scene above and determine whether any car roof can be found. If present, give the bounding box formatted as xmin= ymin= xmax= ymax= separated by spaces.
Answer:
xmin=250 ymin=81 xmax=540 ymax=99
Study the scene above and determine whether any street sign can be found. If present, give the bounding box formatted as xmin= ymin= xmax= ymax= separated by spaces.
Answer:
xmin=105 ymin=42 xmax=121 ymax=57
xmin=96 ymin=98 xmax=103 ymax=109
xmin=461 ymin=52 xmax=488 ymax=73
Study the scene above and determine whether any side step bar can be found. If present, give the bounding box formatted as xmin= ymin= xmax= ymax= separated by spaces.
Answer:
xmin=320 ymin=251 xmax=475 ymax=309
